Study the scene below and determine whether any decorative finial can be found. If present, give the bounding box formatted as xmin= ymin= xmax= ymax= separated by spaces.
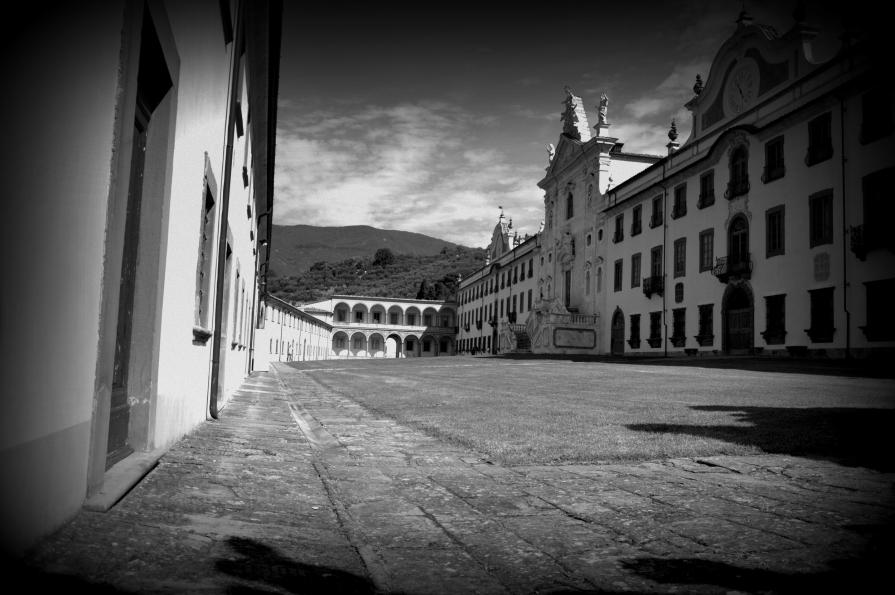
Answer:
xmin=498 ymin=206 xmax=504 ymax=219
xmin=693 ymin=74 xmax=704 ymax=96
xmin=598 ymin=93 xmax=609 ymax=125
xmin=508 ymin=218 xmax=513 ymax=229
xmin=668 ymin=119 xmax=678 ymax=142
xmin=546 ymin=143 xmax=555 ymax=162
xmin=563 ymin=85 xmax=573 ymax=97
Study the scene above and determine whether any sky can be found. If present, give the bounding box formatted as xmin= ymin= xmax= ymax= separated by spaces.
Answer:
xmin=272 ymin=1 xmax=844 ymax=248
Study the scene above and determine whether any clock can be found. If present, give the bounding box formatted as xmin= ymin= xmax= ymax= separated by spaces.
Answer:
xmin=724 ymin=59 xmax=759 ymax=116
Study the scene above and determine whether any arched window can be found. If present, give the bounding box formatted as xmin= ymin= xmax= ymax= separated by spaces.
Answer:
xmin=586 ymin=270 xmax=591 ymax=295
xmin=727 ymin=146 xmax=749 ymax=198
xmin=728 ymin=215 xmax=750 ymax=265
xmin=597 ymin=267 xmax=603 ymax=293
xmin=566 ymin=193 xmax=574 ymax=219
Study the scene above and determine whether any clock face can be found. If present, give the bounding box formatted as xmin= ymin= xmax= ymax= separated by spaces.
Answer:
xmin=725 ymin=60 xmax=759 ymax=116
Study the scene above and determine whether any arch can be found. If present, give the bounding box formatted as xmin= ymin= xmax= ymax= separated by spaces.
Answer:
xmin=611 ymin=308 xmax=625 ymax=356
xmin=350 ymin=331 xmax=368 ymax=357
xmin=722 ymin=281 xmax=754 ymax=354
xmin=333 ymin=302 xmax=351 ymax=324
xmin=369 ymin=304 xmax=387 ymax=325
xmin=438 ymin=336 xmax=454 ymax=356
xmin=438 ymin=307 xmax=455 ymax=328
xmin=368 ymin=333 xmax=386 ymax=357
xmin=386 ymin=333 xmax=403 ymax=358
xmin=331 ymin=331 xmax=349 ymax=358
xmin=405 ymin=306 xmax=421 ymax=326
xmin=422 ymin=307 xmax=438 ymax=327
xmin=403 ymin=334 xmax=421 ymax=357
xmin=387 ymin=304 xmax=404 ymax=325
xmin=420 ymin=334 xmax=436 ymax=357
xmin=351 ymin=303 xmax=369 ymax=324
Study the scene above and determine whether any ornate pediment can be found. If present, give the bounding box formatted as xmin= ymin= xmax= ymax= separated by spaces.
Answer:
xmin=545 ymin=135 xmax=586 ymax=179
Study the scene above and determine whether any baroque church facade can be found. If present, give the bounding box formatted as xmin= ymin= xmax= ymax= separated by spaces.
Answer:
xmin=459 ymin=5 xmax=892 ymax=359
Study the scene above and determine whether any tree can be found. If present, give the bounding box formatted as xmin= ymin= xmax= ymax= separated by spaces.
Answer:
xmin=416 ymin=279 xmax=432 ymax=300
xmin=372 ymin=247 xmax=395 ymax=268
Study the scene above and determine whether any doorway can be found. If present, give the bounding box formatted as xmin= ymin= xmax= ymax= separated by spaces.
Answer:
xmin=723 ymin=283 xmax=754 ymax=354
xmin=611 ymin=308 xmax=625 ymax=356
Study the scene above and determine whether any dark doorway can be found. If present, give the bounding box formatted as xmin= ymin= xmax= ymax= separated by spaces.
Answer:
xmin=611 ymin=309 xmax=625 ymax=356
xmin=107 ymin=103 xmax=150 ymax=469
xmin=724 ymin=284 xmax=754 ymax=354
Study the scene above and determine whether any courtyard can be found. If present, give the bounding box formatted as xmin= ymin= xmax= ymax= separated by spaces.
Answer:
xmin=18 ymin=356 xmax=895 ymax=593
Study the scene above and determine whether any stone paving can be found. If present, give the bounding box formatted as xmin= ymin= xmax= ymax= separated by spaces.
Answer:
xmin=14 ymin=362 xmax=895 ymax=594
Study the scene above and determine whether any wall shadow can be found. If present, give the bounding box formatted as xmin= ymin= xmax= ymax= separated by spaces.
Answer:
xmin=214 ymin=536 xmax=374 ymax=594
xmin=628 ymin=406 xmax=895 ymax=471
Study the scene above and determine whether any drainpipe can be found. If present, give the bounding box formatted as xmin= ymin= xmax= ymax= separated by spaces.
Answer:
xmin=662 ymin=162 xmax=668 ymax=358
xmin=840 ymin=96 xmax=850 ymax=359
xmin=209 ymin=1 xmax=244 ymax=419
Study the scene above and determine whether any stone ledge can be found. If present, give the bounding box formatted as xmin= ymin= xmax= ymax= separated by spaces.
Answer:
xmin=83 ymin=448 xmax=166 ymax=512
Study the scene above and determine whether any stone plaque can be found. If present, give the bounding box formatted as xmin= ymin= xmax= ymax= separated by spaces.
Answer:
xmin=553 ymin=327 xmax=596 ymax=349
xmin=814 ymin=252 xmax=830 ymax=281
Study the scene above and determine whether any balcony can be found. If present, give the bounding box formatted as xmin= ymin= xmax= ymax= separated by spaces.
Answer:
xmin=712 ymin=254 xmax=753 ymax=283
xmin=724 ymin=179 xmax=750 ymax=200
xmin=642 ymin=276 xmax=664 ymax=298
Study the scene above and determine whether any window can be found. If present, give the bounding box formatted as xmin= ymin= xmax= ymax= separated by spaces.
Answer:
xmin=613 ymin=214 xmax=624 ymax=243
xmin=528 ymin=259 xmax=533 ymax=277
xmin=564 ymin=270 xmax=572 ymax=308
xmin=631 ymin=253 xmax=641 ymax=288
xmin=597 ymin=268 xmax=602 ymax=293
xmin=806 ymin=112 xmax=833 ymax=166
xmin=355 ymin=310 xmax=364 ymax=322
xmin=586 ymin=234 xmax=592 ymax=246
xmin=352 ymin=336 xmax=364 ymax=350
xmin=566 ymin=192 xmax=574 ymax=219
xmin=856 ymin=168 xmax=895 ymax=258
xmin=726 ymin=146 xmax=749 ymax=198
xmin=807 ymin=287 xmax=835 ymax=343
xmin=520 ymin=264 xmax=525 ymax=281
xmin=624 ymin=205 xmax=640 ymax=238
xmin=674 ymin=282 xmax=684 ymax=303
xmin=698 ymin=170 xmax=715 ymax=208
xmin=650 ymin=195 xmax=663 ymax=228
xmin=673 ymin=237 xmax=686 ymax=278
xmin=650 ymin=245 xmax=663 ymax=277
xmin=809 ymin=190 xmax=833 ymax=248
xmin=863 ymin=278 xmax=895 ymax=341
xmin=671 ymin=308 xmax=686 ymax=347
xmin=628 ymin=314 xmax=641 ymax=348
xmin=672 ymin=184 xmax=687 ymax=219
xmin=423 ymin=339 xmax=431 ymax=352
xmin=586 ymin=270 xmax=591 ymax=295
xmin=762 ymin=294 xmax=786 ymax=345
xmin=194 ymin=165 xmax=217 ymax=338
xmin=861 ymin=87 xmax=894 ymax=144
xmin=614 ymin=259 xmax=623 ymax=292
xmin=697 ymin=304 xmax=714 ymax=346
xmin=598 ymin=229 xmax=603 ymax=241
xmin=648 ymin=311 xmax=662 ymax=348
xmin=699 ymin=229 xmax=714 ymax=272
xmin=763 ymin=136 xmax=785 ymax=182
xmin=527 ymin=289 xmax=532 ymax=310
xmin=766 ymin=206 xmax=785 ymax=257
xmin=336 ymin=308 xmax=347 ymax=322
xmin=372 ymin=311 xmax=382 ymax=323
xmin=390 ymin=312 xmax=399 ymax=324
xmin=407 ymin=313 xmax=416 ymax=325
xmin=513 ymin=266 xmax=518 ymax=284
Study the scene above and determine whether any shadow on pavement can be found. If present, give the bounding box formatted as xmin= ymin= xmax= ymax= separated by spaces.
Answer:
xmin=498 ymin=353 xmax=895 ymax=379
xmin=215 ymin=536 xmax=374 ymax=594
xmin=628 ymin=406 xmax=895 ymax=471
xmin=614 ymin=554 xmax=889 ymax=594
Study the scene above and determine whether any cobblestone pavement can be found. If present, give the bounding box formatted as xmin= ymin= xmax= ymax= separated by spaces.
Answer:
xmin=15 ymin=363 xmax=895 ymax=594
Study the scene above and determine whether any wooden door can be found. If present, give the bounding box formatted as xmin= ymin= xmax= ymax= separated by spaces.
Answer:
xmin=611 ymin=310 xmax=625 ymax=355
xmin=107 ymin=105 xmax=148 ymax=469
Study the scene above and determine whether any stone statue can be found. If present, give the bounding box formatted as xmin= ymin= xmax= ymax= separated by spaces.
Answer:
xmin=546 ymin=143 xmax=555 ymax=162
xmin=598 ymin=93 xmax=609 ymax=124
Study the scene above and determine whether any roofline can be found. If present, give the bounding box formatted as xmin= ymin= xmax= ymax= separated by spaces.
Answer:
xmin=263 ymin=293 xmax=333 ymax=329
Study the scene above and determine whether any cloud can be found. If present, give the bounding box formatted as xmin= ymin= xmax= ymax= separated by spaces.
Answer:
xmin=274 ymin=101 xmax=544 ymax=248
